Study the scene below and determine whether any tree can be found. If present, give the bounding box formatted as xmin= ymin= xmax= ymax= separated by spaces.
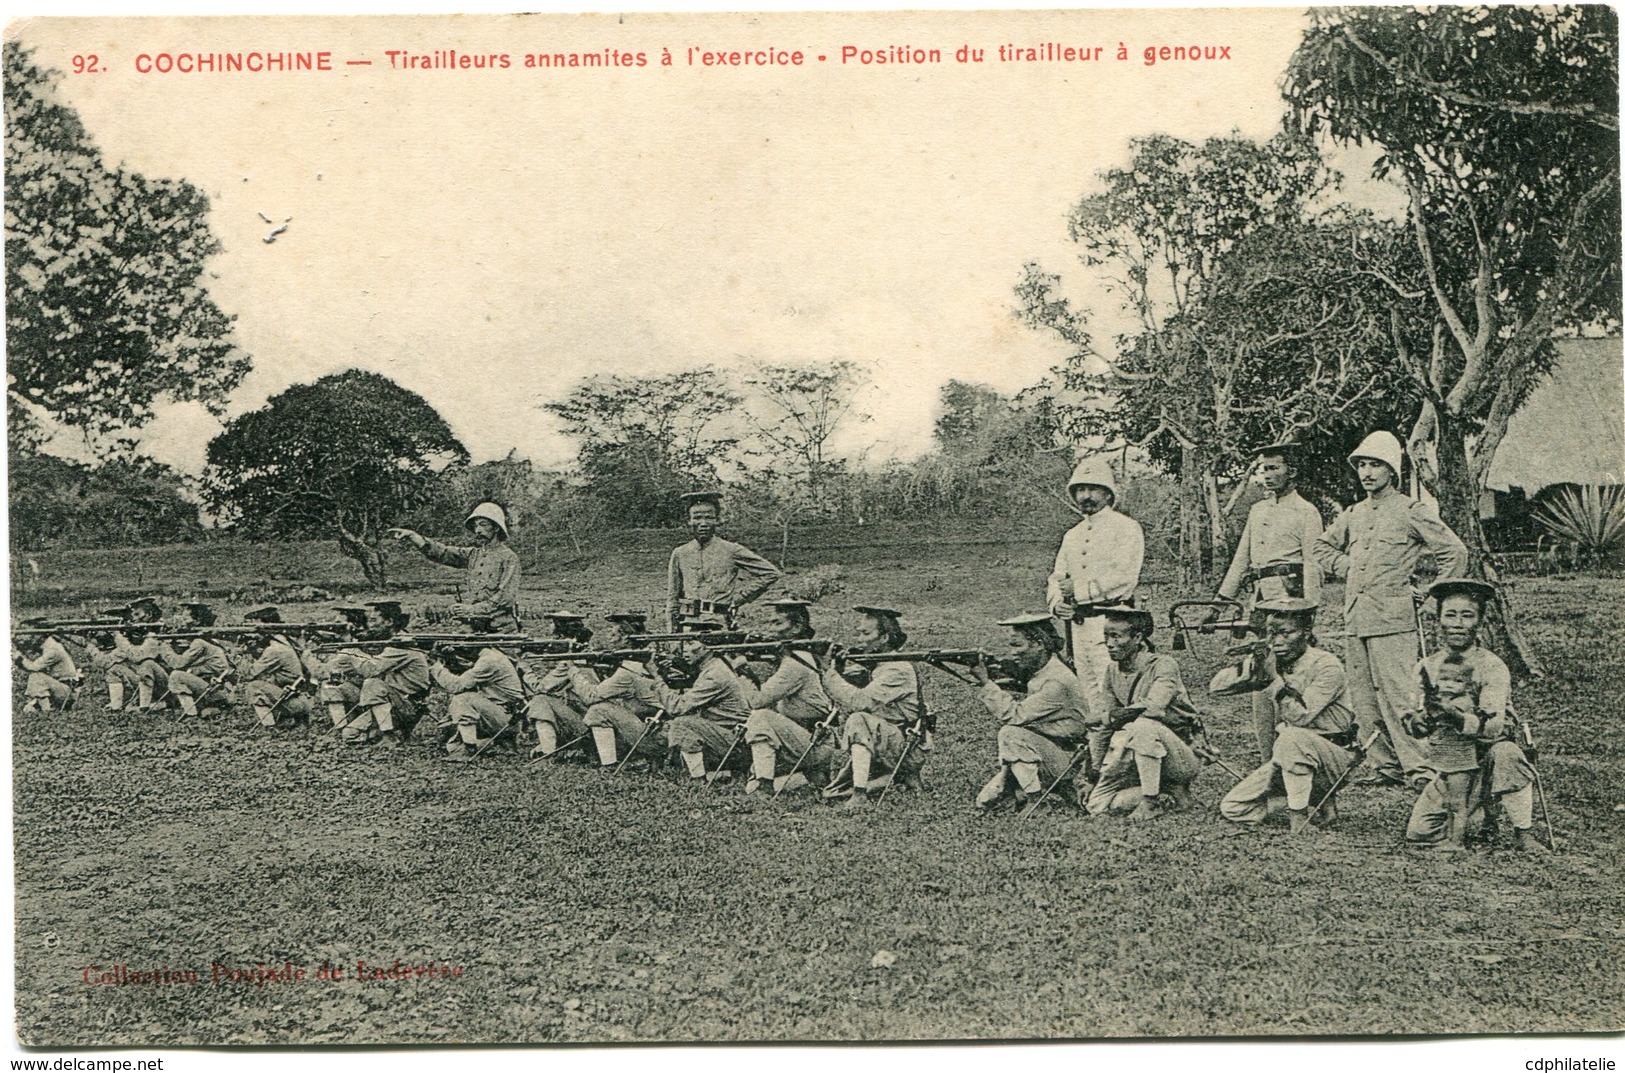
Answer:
xmin=543 ymin=367 xmax=740 ymax=527
xmin=1284 ymin=5 xmax=1621 ymax=675
xmin=8 ymin=453 xmax=202 ymax=552
xmin=203 ymin=370 xmax=468 ymax=584
xmin=1019 ymin=132 xmax=1414 ymax=582
xmin=4 ymin=42 xmax=249 ymax=450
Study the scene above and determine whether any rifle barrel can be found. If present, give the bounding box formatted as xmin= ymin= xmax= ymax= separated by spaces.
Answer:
xmin=846 ymin=649 xmax=984 ymax=665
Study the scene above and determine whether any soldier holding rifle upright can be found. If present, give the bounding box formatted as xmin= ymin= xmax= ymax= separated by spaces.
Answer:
xmin=388 ymin=501 xmax=523 ymax=632
xmin=970 ymin=612 xmax=1089 ymax=813
xmin=665 ymin=491 xmax=782 ymax=630
xmin=1314 ymin=432 xmax=1467 ymax=790
xmin=1046 ymin=459 xmax=1145 ymax=725
xmin=1212 ymin=439 xmax=1326 ymax=761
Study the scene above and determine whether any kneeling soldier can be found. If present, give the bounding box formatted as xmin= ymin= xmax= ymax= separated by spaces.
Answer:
xmin=1085 ymin=608 xmax=1202 ymax=821
xmin=309 ymin=607 xmax=370 ymax=730
xmin=821 ymin=605 xmax=929 ymax=807
xmin=431 ymin=635 xmax=524 ymax=762
xmin=1219 ymin=599 xmax=1358 ymax=833
xmin=240 ymin=607 xmax=312 ymax=729
xmin=14 ymin=625 xmax=79 ymax=713
xmin=339 ymin=601 xmax=431 ymax=746
xmin=165 ymin=603 xmax=233 ymax=719
xmin=1402 ymin=579 xmax=1546 ymax=854
xmin=573 ymin=612 xmax=664 ymax=769
xmin=656 ymin=624 xmax=752 ymax=782
xmin=525 ymin=611 xmax=596 ymax=760
xmin=739 ymin=599 xmax=837 ymax=795
xmin=972 ymin=612 xmax=1089 ymax=812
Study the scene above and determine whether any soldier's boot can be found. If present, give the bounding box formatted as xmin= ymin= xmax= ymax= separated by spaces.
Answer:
xmin=327 ymin=702 xmax=348 ymax=729
xmin=1126 ymin=794 xmax=1160 ymax=824
xmin=1165 ymin=783 xmax=1195 ymax=812
xmin=444 ymin=724 xmax=484 ymax=763
xmin=531 ymin=722 xmax=558 ymax=759
xmin=974 ymin=768 xmax=1011 ymax=810
xmin=1287 ymin=807 xmax=1314 ymax=835
xmin=1515 ymin=828 xmax=1552 ymax=854
xmin=680 ymin=750 xmax=707 ymax=781
xmin=178 ymin=695 xmax=199 ymax=719
xmin=592 ymin=728 xmax=619 ymax=767
xmin=137 ymin=682 xmax=154 ymax=710
xmin=106 ymin=681 xmax=126 ymax=712
xmin=746 ymin=743 xmax=777 ymax=794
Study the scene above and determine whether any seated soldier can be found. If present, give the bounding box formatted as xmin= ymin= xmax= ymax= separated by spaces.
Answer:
xmin=970 ymin=612 xmax=1089 ymax=813
xmin=1402 ymin=578 xmax=1547 ymax=854
xmin=430 ymin=631 xmax=524 ymax=763
xmin=524 ymin=612 xmax=597 ymax=760
xmin=164 ymin=603 xmax=234 ymax=719
xmin=306 ymin=607 xmax=370 ymax=732
xmin=572 ymin=612 xmax=665 ymax=770
xmin=820 ymin=605 xmax=929 ymax=808
xmin=117 ymin=621 xmax=171 ymax=714
xmin=1218 ymin=599 xmax=1359 ymax=833
xmin=1084 ymin=608 xmax=1202 ymax=821
xmin=738 ymin=599 xmax=837 ymax=795
xmin=14 ymin=624 xmax=80 ymax=713
xmin=239 ymin=606 xmax=313 ymax=729
xmin=338 ymin=601 xmax=431 ymax=747
xmin=654 ymin=623 xmax=753 ymax=783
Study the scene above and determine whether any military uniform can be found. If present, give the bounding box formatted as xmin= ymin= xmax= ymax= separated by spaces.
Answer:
xmin=1085 ymin=650 xmax=1201 ymax=815
xmin=1219 ymin=646 xmax=1358 ymax=824
xmin=657 ymin=653 xmax=753 ymax=773
xmin=116 ymin=632 xmax=171 ymax=711
xmin=1314 ymin=486 xmax=1467 ymax=783
xmin=572 ymin=658 xmax=665 ymax=765
xmin=91 ymin=639 xmax=140 ymax=711
xmin=976 ymin=654 xmax=1089 ymax=799
xmin=341 ymin=645 xmax=432 ymax=742
xmin=822 ymin=658 xmax=928 ymax=789
xmin=740 ymin=650 xmax=837 ymax=786
xmin=665 ymin=538 xmax=782 ymax=630
xmin=432 ymin=647 xmax=523 ymax=746
xmin=164 ymin=637 xmax=232 ymax=717
xmin=1047 ymin=505 xmax=1144 ymax=722
xmin=524 ymin=657 xmax=596 ymax=755
xmin=244 ymin=636 xmax=312 ymax=727
xmin=19 ymin=636 xmax=78 ymax=710
xmin=1402 ymin=645 xmax=1537 ymax=847
xmin=421 ymin=539 xmax=523 ymax=632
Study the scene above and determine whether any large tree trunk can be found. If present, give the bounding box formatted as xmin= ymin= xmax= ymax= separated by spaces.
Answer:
xmin=1177 ymin=446 xmax=1211 ymax=587
xmin=1429 ymin=411 xmax=1544 ymax=680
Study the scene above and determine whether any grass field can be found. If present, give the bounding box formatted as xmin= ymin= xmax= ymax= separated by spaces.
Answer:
xmin=11 ymin=531 xmax=1625 ymax=1044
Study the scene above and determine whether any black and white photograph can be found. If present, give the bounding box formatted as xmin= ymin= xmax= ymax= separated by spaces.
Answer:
xmin=5 ymin=4 xmax=1623 ymax=1057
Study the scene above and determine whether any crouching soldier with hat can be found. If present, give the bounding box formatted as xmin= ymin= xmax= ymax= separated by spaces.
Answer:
xmin=388 ymin=501 xmax=523 ymax=632
xmin=430 ymin=627 xmax=523 ymax=762
xmin=738 ymin=599 xmax=838 ymax=795
xmin=1401 ymin=579 xmax=1546 ymax=854
xmin=820 ymin=606 xmax=929 ymax=807
xmin=117 ymin=616 xmax=171 ymax=714
xmin=90 ymin=626 xmax=140 ymax=713
xmin=571 ymin=613 xmax=665 ymax=770
xmin=1218 ymin=599 xmax=1359 ymax=834
xmin=1084 ymin=608 xmax=1202 ymax=821
xmin=523 ymin=612 xmax=597 ymax=761
xmin=971 ymin=612 xmax=1089 ymax=813
xmin=338 ymin=601 xmax=431 ymax=746
xmin=307 ymin=607 xmax=370 ymax=731
xmin=654 ymin=624 xmax=753 ymax=782
xmin=165 ymin=603 xmax=233 ymax=719
xmin=14 ymin=625 xmax=79 ymax=713
xmin=240 ymin=607 xmax=312 ymax=729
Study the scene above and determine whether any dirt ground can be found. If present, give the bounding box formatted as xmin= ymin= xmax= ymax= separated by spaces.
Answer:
xmin=12 ymin=534 xmax=1625 ymax=1043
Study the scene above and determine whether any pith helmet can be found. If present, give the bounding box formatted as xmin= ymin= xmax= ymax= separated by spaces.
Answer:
xmin=1348 ymin=431 xmax=1404 ymax=477
xmin=465 ymin=501 xmax=509 ymax=539
xmin=1066 ymin=459 xmax=1118 ymax=502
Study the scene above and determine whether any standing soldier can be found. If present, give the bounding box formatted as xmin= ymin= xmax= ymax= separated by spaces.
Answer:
xmin=430 ymin=634 xmax=524 ymax=762
xmin=1084 ymin=608 xmax=1202 ymax=821
xmin=970 ymin=613 xmax=1089 ymax=813
xmin=13 ymin=623 xmax=79 ymax=713
xmin=655 ymin=624 xmax=753 ymax=782
xmin=573 ymin=613 xmax=665 ymax=770
xmin=524 ymin=611 xmax=597 ymax=760
xmin=666 ymin=491 xmax=782 ymax=630
xmin=738 ymin=599 xmax=837 ymax=795
xmin=165 ymin=603 xmax=233 ymax=719
xmin=1314 ymin=431 xmax=1467 ymax=789
xmin=1213 ymin=440 xmax=1325 ymax=761
xmin=388 ymin=502 xmax=523 ymax=632
xmin=1047 ymin=459 xmax=1145 ymax=724
xmin=820 ymin=605 xmax=928 ymax=808
xmin=1218 ymin=599 xmax=1359 ymax=834
xmin=1401 ymin=579 xmax=1546 ymax=854
xmin=338 ymin=601 xmax=432 ymax=747
xmin=239 ymin=606 xmax=312 ymax=729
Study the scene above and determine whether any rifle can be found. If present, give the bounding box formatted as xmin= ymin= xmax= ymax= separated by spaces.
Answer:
xmin=706 ymin=727 xmax=747 ymax=784
xmin=873 ymin=725 xmax=923 ymax=804
xmin=705 ymin=639 xmax=834 ymax=658
xmin=14 ymin=622 xmax=166 ymax=639
xmin=309 ymin=632 xmax=528 ymax=653
xmin=1168 ymin=599 xmax=1249 ymax=651
xmin=158 ymin=623 xmax=354 ymax=641
xmin=629 ymin=632 xmax=750 ymax=646
xmin=1518 ymin=716 xmax=1558 ymax=853
xmin=1021 ymin=741 xmax=1092 ymax=820
xmin=843 ymin=649 xmax=991 ymax=685
xmin=775 ymin=713 xmax=838 ymax=796
xmin=1305 ymin=727 xmax=1382 ymax=824
xmin=614 ymin=711 xmax=668 ymax=776
xmin=514 ymin=647 xmax=657 ymax=665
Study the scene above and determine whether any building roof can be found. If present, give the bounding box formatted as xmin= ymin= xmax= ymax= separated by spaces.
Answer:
xmin=1486 ymin=337 xmax=1625 ymax=493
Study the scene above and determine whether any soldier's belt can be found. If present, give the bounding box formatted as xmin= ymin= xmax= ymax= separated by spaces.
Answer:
xmin=1254 ymin=563 xmax=1303 ymax=581
xmin=1072 ymin=598 xmax=1134 ymax=622
xmin=681 ymin=599 xmax=733 ymax=615
xmin=1321 ymin=727 xmax=1358 ymax=749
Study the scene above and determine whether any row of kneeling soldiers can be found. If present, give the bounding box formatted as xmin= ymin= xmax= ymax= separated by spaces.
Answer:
xmin=13 ymin=578 xmax=1548 ymax=855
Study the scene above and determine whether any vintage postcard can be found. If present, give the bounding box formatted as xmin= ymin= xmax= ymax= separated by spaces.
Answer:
xmin=6 ymin=5 xmax=1623 ymax=1059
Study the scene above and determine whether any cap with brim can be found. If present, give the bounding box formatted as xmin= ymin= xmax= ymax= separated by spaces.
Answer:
xmin=182 ymin=602 xmax=213 ymax=614
xmin=680 ymin=491 xmax=724 ymax=507
xmin=1253 ymin=440 xmax=1300 ymax=458
xmin=244 ymin=606 xmax=283 ymax=623
xmin=1256 ymin=597 xmax=1319 ymax=616
xmin=336 ymin=607 xmax=371 ymax=626
xmin=1101 ymin=607 xmax=1155 ymax=633
xmin=1428 ymin=578 xmax=1497 ymax=606
xmin=998 ymin=612 xmax=1056 ymax=628
xmin=367 ymin=600 xmax=406 ymax=616
xmin=766 ymin=598 xmax=813 ymax=610
xmin=605 ymin=612 xmax=648 ymax=624
xmin=852 ymin=605 xmax=902 ymax=619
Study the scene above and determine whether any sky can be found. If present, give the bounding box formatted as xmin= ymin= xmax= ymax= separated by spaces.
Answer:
xmin=10 ymin=8 xmax=1405 ymax=475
